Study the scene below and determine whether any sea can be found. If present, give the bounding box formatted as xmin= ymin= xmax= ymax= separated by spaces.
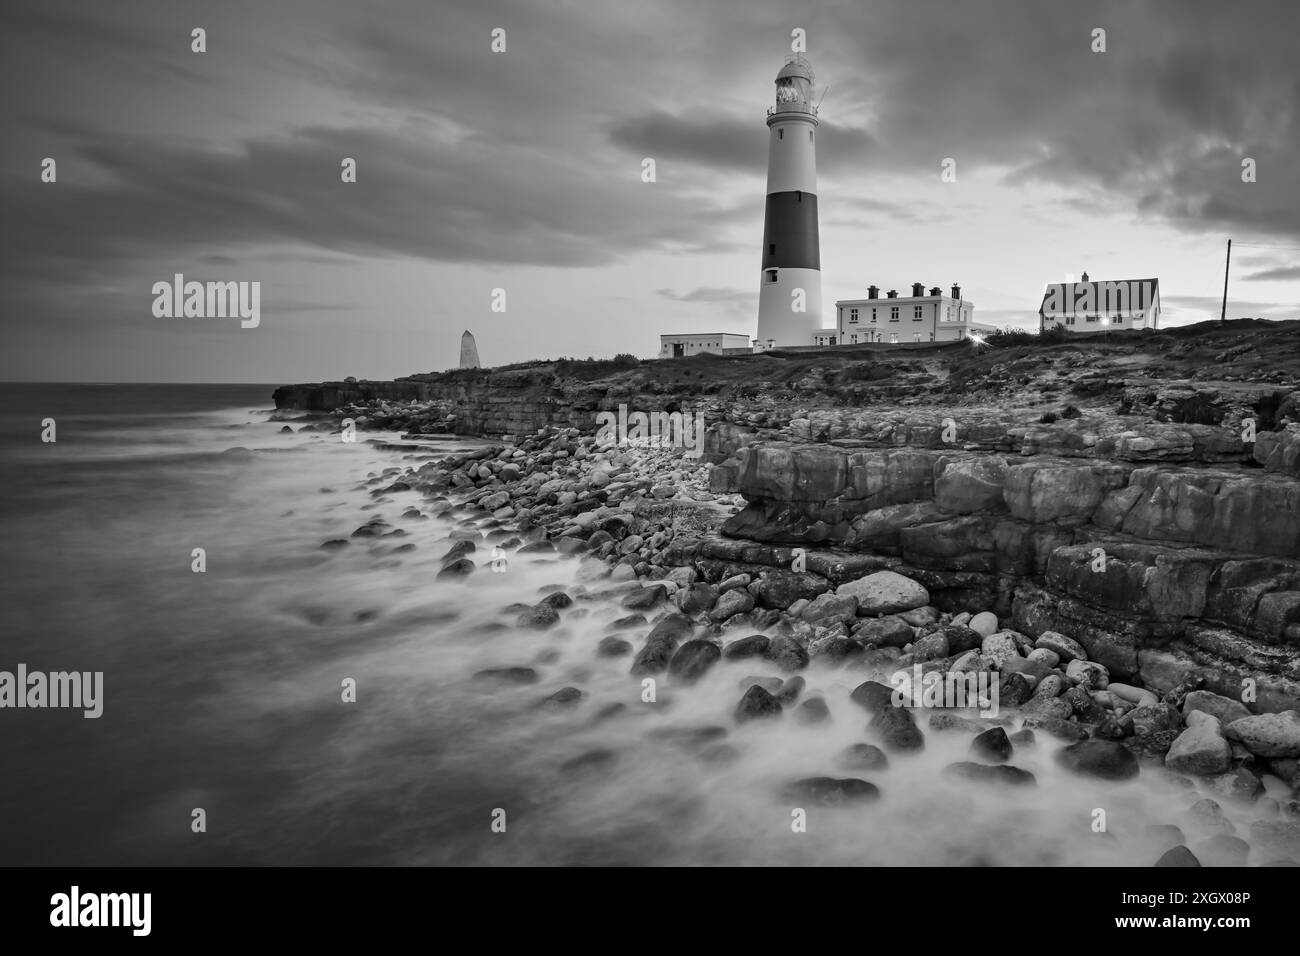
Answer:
xmin=0 ymin=383 xmax=1283 ymax=866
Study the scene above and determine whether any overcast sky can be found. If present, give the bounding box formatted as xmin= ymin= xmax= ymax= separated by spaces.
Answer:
xmin=2 ymin=0 xmax=1298 ymax=382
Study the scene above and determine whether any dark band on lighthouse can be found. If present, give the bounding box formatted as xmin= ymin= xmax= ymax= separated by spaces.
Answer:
xmin=761 ymin=191 xmax=820 ymax=271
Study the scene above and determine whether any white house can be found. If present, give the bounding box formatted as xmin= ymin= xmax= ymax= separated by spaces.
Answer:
xmin=658 ymin=333 xmax=752 ymax=358
xmin=1039 ymin=273 xmax=1161 ymax=332
xmin=832 ymin=283 xmax=997 ymax=345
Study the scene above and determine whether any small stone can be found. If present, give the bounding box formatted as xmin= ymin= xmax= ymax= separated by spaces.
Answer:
xmin=970 ymin=727 xmax=1013 ymax=763
xmin=980 ymin=632 xmax=1020 ymax=669
xmin=516 ymin=603 xmax=560 ymax=630
xmin=1026 ymin=647 xmax=1059 ymax=668
xmin=1066 ymin=658 xmax=1110 ymax=689
xmin=868 ymin=706 xmax=925 ymax=751
xmin=850 ymin=680 xmax=897 ymax=715
xmin=596 ymin=636 xmax=633 ymax=658
xmin=764 ymin=634 xmax=810 ymax=672
xmin=545 ymin=686 xmax=583 ymax=706
xmin=1056 ymin=739 xmax=1140 ymax=777
xmin=942 ymin=761 xmax=1036 ymax=787
xmin=775 ymin=675 xmax=806 ymax=704
xmin=723 ymin=634 xmax=770 ymax=659
xmin=796 ymin=697 xmax=831 ymax=725
xmin=437 ymin=558 xmax=476 ymax=579
xmin=835 ymin=743 xmax=889 ymax=772
xmin=852 ymin=616 xmax=914 ymax=648
xmin=1034 ymin=630 xmax=1086 ymax=662
xmin=473 ymin=666 xmax=539 ymax=684
xmin=968 ymin=611 xmax=999 ymax=637
xmin=780 ymin=776 xmax=880 ymax=806
xmin=709 ymin=588 xmax=756 ymax=622
xmin=1154 ymin=846 xmax=1201 ymax=867
xmin=735 ymin=684 xmax=783 ymax=722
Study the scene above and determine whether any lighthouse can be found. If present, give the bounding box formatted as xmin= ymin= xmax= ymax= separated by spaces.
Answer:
xmin=756 ymin=53 xmax=822 ymax=349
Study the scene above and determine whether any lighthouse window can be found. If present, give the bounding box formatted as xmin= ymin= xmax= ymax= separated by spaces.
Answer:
xmin=796 ymin=190 xmax=802 ymax=202
xmin=768 ymin=244 xmax=775 ymax=256
xmin=779 ymin=129 xmax=784 ymax=140
xmin=765 ymin=269 xmax=778 ymax=283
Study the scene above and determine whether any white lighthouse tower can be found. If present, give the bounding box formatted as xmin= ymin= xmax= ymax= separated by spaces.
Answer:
xmin=756 ymin=53 xmax=822 ymax=349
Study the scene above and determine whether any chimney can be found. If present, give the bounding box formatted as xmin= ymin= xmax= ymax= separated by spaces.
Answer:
xmin=1081 ymin=271 xmax=1090 ymax=283
xmin=951 ymin=283 xmax=961 ymax=299
xmin=887 ymin=289 xmax=898 ymax=299
xmin=911 ymin=282 xmax=925 ymax=297
xmin=867 ymin=285 xmax=879 ymax=299
xmin=929 ymin=286 xmax=942 ymax=296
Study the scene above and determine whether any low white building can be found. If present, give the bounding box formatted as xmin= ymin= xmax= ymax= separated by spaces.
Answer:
xmin=658 ymin=332 xmax=752 ymax=358
xmin=832 ymin=283 xmax=996 ymax=345
xmin=1039 ymin=273 xmax=1160 ymax=332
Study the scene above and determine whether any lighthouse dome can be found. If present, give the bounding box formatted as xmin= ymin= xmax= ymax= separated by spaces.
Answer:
xmin=776 ymin=56 xmax=814 ymax=82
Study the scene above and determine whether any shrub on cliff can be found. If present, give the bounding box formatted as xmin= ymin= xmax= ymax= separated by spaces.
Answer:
xmin=612 ymin=353 xmax=640 ymax=369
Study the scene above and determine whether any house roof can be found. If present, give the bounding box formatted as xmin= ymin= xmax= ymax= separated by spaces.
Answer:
xmin=1039 ymin=278 xmax=1160 ymax=318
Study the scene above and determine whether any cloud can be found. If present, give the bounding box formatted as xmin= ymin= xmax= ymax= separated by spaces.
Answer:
xmin=656 ymin=286 xmax=756 ymax=306
xmin=1244 ymin=265 xmax=1300 ymax=281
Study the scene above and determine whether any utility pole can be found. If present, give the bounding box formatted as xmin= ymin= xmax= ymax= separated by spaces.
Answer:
xmin=1220 ymin=238 xmax=1231 ymax=322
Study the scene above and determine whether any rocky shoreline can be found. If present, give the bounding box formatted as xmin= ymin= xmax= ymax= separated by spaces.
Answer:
xmin=305 ymin=416 xmax=1300 ymax=867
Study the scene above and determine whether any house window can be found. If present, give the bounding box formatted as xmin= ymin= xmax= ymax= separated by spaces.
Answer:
xmin=913 ymin=306 xmax=923 ymax=320
xmin=914 ymin=333 xmax=922 ymax=342
xmin=890 ymin=307 xmax=899 ymax=321
xmin=890 ymin=332 xmax=899 ymax=344
xmin=945 ymin=307 xmax=951 ymax=320
xmin=849 ymin=308 xmax=858 ymax=323
xmin=851 ymin=334 xmax=858 ymax=343
xmin=871 ymin=309 xmax=877 ymax=322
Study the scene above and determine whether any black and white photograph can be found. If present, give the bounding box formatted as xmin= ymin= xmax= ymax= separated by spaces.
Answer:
xmin=1 ymin=0 xmax=1298 ymax=927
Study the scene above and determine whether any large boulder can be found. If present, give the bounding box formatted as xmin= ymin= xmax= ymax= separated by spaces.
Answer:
xmin=868 ymin=706 xmax=925 ymax=751
xmin=749 ymin=570 xmax=831 ymax=610
xmin=1182 ymin=690 xmax=1251 ymax=726
xmin=668 ymin=640 xmax=722 ymax=683
xmin=1055 ymin=740 xmax=1140 ymax=780
xmin=835 ymin=571 xmax=930 ymax=615
xmin=801 ymin=592 xmax=859 ymax=626
xmin=853 ymin=615 xmax=914 ymax=648
xmin=1224 ymin=712 xmax=1300 ymax=758
xmin=1165 ymin=712 xmax=1233 ymax=775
